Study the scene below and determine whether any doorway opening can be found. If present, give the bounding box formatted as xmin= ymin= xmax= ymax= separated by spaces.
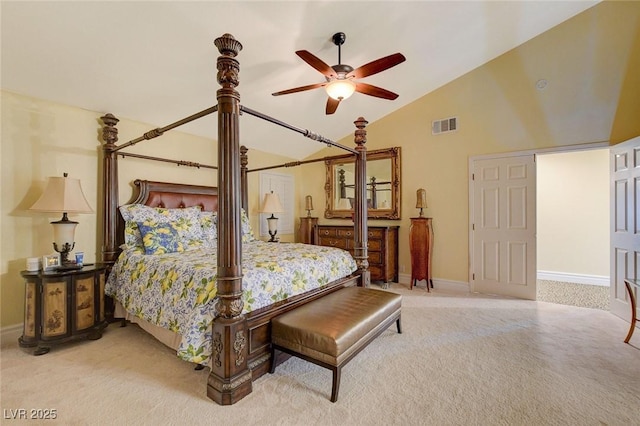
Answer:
xmin=536 ymin=148 xmax=609 ymax=310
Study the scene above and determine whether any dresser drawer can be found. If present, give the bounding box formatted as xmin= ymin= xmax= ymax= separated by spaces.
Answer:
xmin=317 ymin=228 xmax=338 ymax=237
xmin=367 ymin=229 xmax=384 ymax=239
xmin=369 ymin=265 xmax=383 ymax=281
xmin=368 ymin=251 xmax=382 ymax=265
xmin=367 ymin=240 xmax=382 ymax=251
xmin=317 ymin=237 xmax=348 ymax=250
xmin=337 ymin=229 xmax=355 ymax=238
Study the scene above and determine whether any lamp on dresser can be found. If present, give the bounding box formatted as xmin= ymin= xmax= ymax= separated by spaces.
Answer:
xmin=409 ymin=188 xmax=433 ymax=291
xmin=29 ymin=173 xmax=94 ymax=266
xmin=260 ymin=191 xmax=285 ymax=242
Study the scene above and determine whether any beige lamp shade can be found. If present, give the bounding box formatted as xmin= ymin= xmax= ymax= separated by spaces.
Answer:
xmin=259 ymin=192 xmax=284 ymax=214
xmin=305 ymin=195 xmax=314 ymax=217
xmin=29 ymin=174 xmax=93 ymax=214
xmin=260 ymin=191 xmax=284 ymax=242
xmin=416 ymin=188 xmax=427 ymax=217
xmin=305 ymin=195 xmax=314 ymax=211
xmin=336 ymin=198 xmax=352 ymax=210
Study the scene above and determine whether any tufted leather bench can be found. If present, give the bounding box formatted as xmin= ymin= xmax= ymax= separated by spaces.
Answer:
xmin=270 ymin=286 xmax=402 ymax=402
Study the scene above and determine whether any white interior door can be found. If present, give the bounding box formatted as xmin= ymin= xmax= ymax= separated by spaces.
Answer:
xmin=470 ymin=155 xmax=536 ymax=299
xmin=610 ymin=136 xmax=640 ymax=320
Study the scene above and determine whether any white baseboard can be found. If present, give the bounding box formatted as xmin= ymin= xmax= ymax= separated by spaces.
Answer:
xmin=1 ymin=323 xmax=22 ymax=348
xmin=398 ymin=273 xmax=470 ymax=293
xmin=537 ymin=270 xmax=610 ymax=287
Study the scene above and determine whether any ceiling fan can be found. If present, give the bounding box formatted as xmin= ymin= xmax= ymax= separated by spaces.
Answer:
xmin=272 ymin=32 xmax=406 ymax=115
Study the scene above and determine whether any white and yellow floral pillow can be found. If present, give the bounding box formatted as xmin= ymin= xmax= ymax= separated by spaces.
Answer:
xmin=199 ymin=211 xmax=217 ymax=248
xmin=119 ymin=204 xmax=203 ymax=249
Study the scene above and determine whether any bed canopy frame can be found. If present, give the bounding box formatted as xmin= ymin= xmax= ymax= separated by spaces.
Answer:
xmin=99 ymin=33 xmax=370 ymax=405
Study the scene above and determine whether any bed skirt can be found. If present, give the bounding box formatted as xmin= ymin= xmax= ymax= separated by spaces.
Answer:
xmin=114 ymin=301 xmax=184 ymax=354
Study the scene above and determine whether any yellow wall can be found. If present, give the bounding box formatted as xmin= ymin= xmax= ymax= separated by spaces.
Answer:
xmin=0 ymin=91 xmax=300 ymax=327
xmin=537 ymin=149 xmax=609 ymax=277
xmin=610 ymin=12 xmax=640 ymax=144
xmin=302 ymin=1 xmax=639 ymax=285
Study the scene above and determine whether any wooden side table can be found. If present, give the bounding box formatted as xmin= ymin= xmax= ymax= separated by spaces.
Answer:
xmin=19 ymin=264 xmax=108 ymax=355
xmin=299 ymin=217 xmax=318 ymax=244
xmin=409 ymin=217 xmax=434 ymax=291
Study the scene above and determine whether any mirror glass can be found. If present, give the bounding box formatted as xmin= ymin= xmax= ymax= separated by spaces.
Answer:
xmin=324 ymin=147 xmax=401 ymax=219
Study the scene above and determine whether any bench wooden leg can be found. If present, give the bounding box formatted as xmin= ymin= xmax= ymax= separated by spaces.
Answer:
xmin=330 ymin=366 xmax=341 ymax=403
xmin=269 ymin=346 xmax=277 ymax=374
xmin=396 ymin=316 xmax=402 ymax=334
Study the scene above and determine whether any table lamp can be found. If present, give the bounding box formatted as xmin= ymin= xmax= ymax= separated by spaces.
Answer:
xmin=305 ymin=195 xmax=314 ymax=217
xmin=29 ymin=173 xmax=94 ymax=264
xmin=416 ymin=188 xmax=427 ymax=217
xmin=260 ymin=191 xmax=285 ymax=242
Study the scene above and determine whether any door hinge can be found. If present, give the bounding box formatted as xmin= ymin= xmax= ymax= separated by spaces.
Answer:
xmin=472 ymin=223 xmax=475 ymax=231
xmin=472 ymin=273 xmax=475 ymax=281
xmin=472 ymin=173 xmax=475 ymax=180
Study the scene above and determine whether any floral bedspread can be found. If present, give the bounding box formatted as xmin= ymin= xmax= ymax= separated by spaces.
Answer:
xmin=105 ymin=241 xmax=357 ymax=365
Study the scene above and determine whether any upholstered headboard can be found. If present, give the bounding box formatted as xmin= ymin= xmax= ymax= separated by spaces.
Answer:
xmin=130 ymin=179 xmax=219 ymax=211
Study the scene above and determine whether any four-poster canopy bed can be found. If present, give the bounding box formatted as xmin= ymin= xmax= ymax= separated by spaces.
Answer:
xmin=99 ymin=33 xmax=372 ymax=405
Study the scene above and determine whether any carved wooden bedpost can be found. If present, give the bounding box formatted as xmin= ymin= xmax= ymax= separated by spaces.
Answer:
xmin=100 ymin=114 xmax=120 ymax=267
xmin=240 ymin=145 xmax=248 ymax=212
xmin=100 ymin=113 xmax=120 ymax=321
xmin=353 ymin=117 xmax=370 ymax=287
xmin=207 ymin=33 xmax=252 ymax=405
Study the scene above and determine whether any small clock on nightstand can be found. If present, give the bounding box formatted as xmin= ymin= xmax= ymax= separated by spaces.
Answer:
xmin=19 ymin=264 xmax=108 ymax=355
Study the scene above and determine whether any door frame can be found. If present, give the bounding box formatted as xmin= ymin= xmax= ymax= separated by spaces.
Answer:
xmin=468 ymin=142 xmax=609 ymax=295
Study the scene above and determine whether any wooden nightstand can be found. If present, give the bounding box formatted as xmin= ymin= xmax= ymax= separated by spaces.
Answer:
xmin=19 ymin=264 xmax=108 ymax=355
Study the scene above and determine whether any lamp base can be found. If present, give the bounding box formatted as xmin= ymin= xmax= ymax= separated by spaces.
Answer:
xmin=268 ymin=230 xmax=279 ymax=243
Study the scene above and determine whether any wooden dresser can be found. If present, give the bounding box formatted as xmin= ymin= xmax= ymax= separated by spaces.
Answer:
xmin=314 ymin=225 xmax=399 ymax=287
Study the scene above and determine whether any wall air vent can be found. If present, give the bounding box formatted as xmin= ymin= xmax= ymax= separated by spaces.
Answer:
xmin=432 ymin=117 xmax=457 ymax=135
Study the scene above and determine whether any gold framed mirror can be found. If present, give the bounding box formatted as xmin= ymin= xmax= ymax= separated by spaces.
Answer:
xmin=324 ymin=147 xmax=401 ymax=219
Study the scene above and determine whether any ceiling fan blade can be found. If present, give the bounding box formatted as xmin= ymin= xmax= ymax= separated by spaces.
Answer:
xmin=272 ymin=82 xmax=327 ymax=96
xmin=326 ymin=97 xmax=340 ymax=115
xmin=355 ymin=82 xmax=399 ymax=100
xmin=296 ymin=50 xmax=336 ymax=78
xmin=348 ymin=53 xmax=406 ymax=79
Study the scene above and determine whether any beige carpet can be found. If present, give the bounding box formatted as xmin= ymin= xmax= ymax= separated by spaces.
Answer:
xmin=2 ymin=284 xmax=639 ymax=425
xmin=537 ymin=280 xmax=610 ymax=310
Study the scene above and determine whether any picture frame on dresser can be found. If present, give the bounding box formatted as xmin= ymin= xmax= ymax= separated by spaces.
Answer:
xmin=42 ymin=253 xmax=61 ymax=272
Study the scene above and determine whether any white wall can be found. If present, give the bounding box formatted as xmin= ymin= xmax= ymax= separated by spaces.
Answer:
xmin=536 ymin=148 xmax=610 ymax=285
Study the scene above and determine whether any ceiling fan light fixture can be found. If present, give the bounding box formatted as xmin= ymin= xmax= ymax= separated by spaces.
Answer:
xmin=325 ymin=79 xmax=356 ymax=100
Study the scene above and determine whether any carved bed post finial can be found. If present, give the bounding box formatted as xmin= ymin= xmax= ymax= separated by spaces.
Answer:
xmin=208 ymin=33 xmax=252 ymax=406
xmin=353 ymin=117 xmax=370 ymax=287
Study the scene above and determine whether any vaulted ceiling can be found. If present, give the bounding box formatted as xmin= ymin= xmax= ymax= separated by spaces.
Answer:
xmin=1 ymin=1 xmax=599 ymax=159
